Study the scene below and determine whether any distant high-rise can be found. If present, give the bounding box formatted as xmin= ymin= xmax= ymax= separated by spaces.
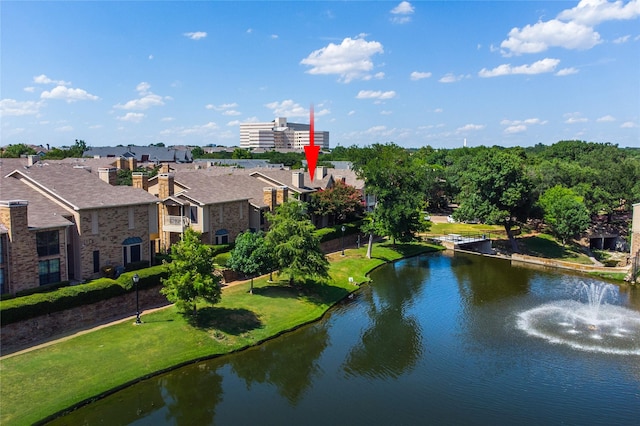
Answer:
xmin=240 ymin=117 xmax=329 ymax=150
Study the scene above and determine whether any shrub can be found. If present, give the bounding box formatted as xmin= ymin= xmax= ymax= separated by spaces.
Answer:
xmin=315 ymin=220 xmax=362 ymax=243
xmin=213 ymin=252 xmax=231 ymax=267
xmin=0 ymin=265 xmax=169 ymax=325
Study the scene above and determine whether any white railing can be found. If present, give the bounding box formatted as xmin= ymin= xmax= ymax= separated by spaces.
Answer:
xmin=163 ymin=215 xmax=190 ymax=232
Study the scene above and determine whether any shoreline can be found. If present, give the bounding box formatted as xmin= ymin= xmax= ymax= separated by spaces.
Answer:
xmin=2 ymin=243 xmax=442 ymax=426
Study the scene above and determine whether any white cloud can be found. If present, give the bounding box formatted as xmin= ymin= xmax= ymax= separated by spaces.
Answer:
xmin=556 ymin=67 xmax=579 ymax=76
xmin=33 ymin=74 xmax=70 ymax=86
xmin=0 ymin=99 xmax=44 ymax=116
xmin=557 ymin=0 xmax=640 ymax=26
xmin=24 ymin=87 xmax=36 ymax=93
xmin=410 ymin=71 xmax=432 ymax=80
xmin=499 ymin=0 xmax=640 ymax=56
xmin=596 ymin=115 xmax=616 ymax=122
xmin=564 ymin=112 xmax=588 ymax=124
xmin=478 ymin=58 xmax=561 ymax=77
xmin=434 ymin=108 xmax=443 ymax=113
xmin=222 ymin=110 xmax=242 ymax=116
xmin=300 ymin=36 xmax=384 ymax=83
xmin=161 ymin=121 xmax=219 ymax=137
xmin=55 ymin=125 xmax=73 ymax=132
xmin=380 ymin=110 xmax=393 ymax=115
xmin=439 ymin=73 xmax=468 ymax=83
xmin=206 ymin=102 xmax=239 ymax=111
xmin=271 ymin=34 xmax=279 ymax=39
xmin=621 ymin=121 xmax=638 ymax=128
xmin=148 ymin=54 xmax=154 ymax=60
xmin=613 ymin=34 xmax=631 ymax=43
xmin=356 ymin=90 xmax=397 ymax=100
xmin=501 ymin=117 xmax=547 ymax=134
xmin=117 ymin=112 xmax=145 ymax=123
xmin=40 ymin=85 xmax=99 ymax=102
xmin=348 ymin=110 xmax=356 ymax=116
xmin=183 ymin=31 xmax=207 ymax=40
xmin=390 ymin=1 xmax=415 ymax=24
xmin=456 ymin=124 xmax=485 ymax=132
xmin=161 ymin=117 xmax=175 ymax=122
xmin=501 ymin=20 xmax=601 ymax=55
xmin=265 ymin=99 xmax=308 ymax=118
xmin=115 ymin=82 xmax=166 ymax=110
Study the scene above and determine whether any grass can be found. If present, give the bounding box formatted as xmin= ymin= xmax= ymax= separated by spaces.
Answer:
xmin=426 ymin=222 xmax=506 ymax=236
xmin=515 ymin=233 xmax=594 ymax=265
xmin=0 ymin=241 xmax=442 ymax=426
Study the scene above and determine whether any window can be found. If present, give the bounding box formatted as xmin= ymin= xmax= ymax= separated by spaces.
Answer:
xmin=36 ymin=230 xmax=59 ymax=257
xmin=0 ymin=268 xmax=5 ymax=294
xmin=39 ymin=259 xmax=60 ymax=285
xmin=214 ymin=229 xmax=229 ymax=245
xmin=91 ymin=211 xmax=99 ymax=234
xmin=93 ymin=250 xmax=100 ymax=273
xmin=128 ymin=207 xmax=135 ymax=230
xmin=122 ymin=237 xmax=143 ymax=266
xmin=190 ymin=206 xmax=198 ymax=224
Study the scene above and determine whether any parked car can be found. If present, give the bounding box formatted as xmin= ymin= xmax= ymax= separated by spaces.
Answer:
xmin=447 ymin=215 xmax=456 ymax=223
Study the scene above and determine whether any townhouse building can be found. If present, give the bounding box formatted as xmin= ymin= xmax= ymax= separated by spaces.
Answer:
xmin=0 ymin=159 xmax=159 ymax=295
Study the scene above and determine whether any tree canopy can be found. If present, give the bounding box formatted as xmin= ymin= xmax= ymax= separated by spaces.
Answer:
xmin=161 ymin=228 xmax=221 ymax=316
xmin=227 ymin=231 xmax=275 ymax=293
xmin=309 ymin=180 xmax=364 ymax=225
xmin=264 ymin=201 xmax=329 ymax=286
xmin=454 ymin=148 xmax=533 ymax=252
xmin=538 ymin=185 xmax=590 ymax=245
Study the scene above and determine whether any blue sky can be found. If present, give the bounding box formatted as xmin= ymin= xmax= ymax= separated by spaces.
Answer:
xmin=1 ymin=0 xmax=639 ymax=149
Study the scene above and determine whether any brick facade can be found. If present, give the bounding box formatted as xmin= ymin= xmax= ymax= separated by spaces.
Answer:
xmin=203 ymin=201 xmax=250 ymax=245
xmin=0 ymin=202 xmax=68 ymax=294
xmin=76 ymin=205 xmax=152 ymax=280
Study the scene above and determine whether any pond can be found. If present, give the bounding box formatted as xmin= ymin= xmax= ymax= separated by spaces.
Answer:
xmin=49 ymin=252 xmax=640 ymax=425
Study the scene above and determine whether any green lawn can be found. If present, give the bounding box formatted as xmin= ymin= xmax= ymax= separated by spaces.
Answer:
xmin=426 ymin=222 xmax=506 ymax=236
xmin=0 ymin=241 xmax=442 ymax=426
xmin=515 ymin=233 xmax=594 ymax=264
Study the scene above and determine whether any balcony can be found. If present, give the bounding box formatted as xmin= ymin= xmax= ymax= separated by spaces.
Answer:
xmin=163 ymin=215 xmax=190 ymax=233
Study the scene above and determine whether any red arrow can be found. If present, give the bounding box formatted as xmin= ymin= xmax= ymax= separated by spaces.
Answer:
xmin=304 ymin=103 xmax=320 ymax=181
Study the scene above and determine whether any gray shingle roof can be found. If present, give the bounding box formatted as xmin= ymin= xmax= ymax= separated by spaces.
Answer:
xmin=5 ymin=163 xmax=158 ymax=210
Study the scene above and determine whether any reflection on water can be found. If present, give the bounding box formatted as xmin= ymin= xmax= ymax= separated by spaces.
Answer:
xmin=49 ymin=253 xmax=640 ymax=426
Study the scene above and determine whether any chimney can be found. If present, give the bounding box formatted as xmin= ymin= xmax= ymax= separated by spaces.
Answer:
xmin=263 ymin=187 xmax=276 ymax=211
xmin=98 ymin=167 xmax=117 ymax=185
xmin=316 ymin=166 xmax=327 ymax=179
xmin=160 ymin=163 xmax=171 ymax=174
xmin=128 ymin=157 xmax=137 ymax=171
xmin=276 ymin=186 xmax=288 ymax=205
xmin=0 ymin=200 xmax=37 ymax=292
xmin=116 ymin=157 xmax=127 ymax=170
xmin=292 ymin=171 xmax=304 ymax=188
xmin=27 ymin=155 xmax=38 ymax=166
xmin=132 ymin=172 xmax=149 ymax=191
xmin=336 ymin=175 xmax=346 ymax=184
xmin=158 ymin=173 xmax=175 ymax=199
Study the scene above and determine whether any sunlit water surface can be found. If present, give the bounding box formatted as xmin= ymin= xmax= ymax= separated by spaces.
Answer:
xmin=49 ymin=253 xmax=640 ymax=425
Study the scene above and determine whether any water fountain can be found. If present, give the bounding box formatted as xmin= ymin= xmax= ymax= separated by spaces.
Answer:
xmin=517 ymin=281 xmax=640 ymax=355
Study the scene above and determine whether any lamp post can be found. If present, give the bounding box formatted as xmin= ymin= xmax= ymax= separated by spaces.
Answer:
xmin=133 ymin=273 xmax=141 ymax=324
xmin=341 ymin=225 xmax=346 ymax=256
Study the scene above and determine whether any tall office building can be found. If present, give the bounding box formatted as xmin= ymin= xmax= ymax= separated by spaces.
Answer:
xmin=240 ymin=117 xmax=329 ymax=150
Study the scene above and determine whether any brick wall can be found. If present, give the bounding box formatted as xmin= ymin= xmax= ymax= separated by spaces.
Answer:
xmin=1 ymin=286 xmax=170 ymax=354
xmin=77 ymin=205 xmax=151 ymax=280
xmin=632 ymin=204 xmax=640 ymax=260
xmin=204 ymin=201 xmax=250 ymax=245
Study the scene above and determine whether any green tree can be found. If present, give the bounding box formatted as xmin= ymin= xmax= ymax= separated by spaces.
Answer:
xmin=227 ymin=231 xmax=274 ymax=293
xmin=232 ymin=148 xmax=252 ymax=159
xmin=309 ymin=180 xmax=364 ymax=224
xmin=265 ymin=201 xmax=329 ymax=286
xmin=351 ymin=143 xmax=428 ymax=257
xmin=191 ymin=146 xmax=205 ymax=158
xmin=454 ymin=149 xmax=533 ymax=252
xmin=538 ymin=185 xmax=591 ymax=245
xmin=161 ymin=228 xmax=221 ymax=316
xmin=1 ymin=143 xmax=35 ymax=158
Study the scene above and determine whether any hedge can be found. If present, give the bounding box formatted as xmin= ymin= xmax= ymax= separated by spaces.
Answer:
xmin=315 ymin=220 xmax=363 ymax=243
xmin=0 ymin=265 xmax=168 ymax=326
